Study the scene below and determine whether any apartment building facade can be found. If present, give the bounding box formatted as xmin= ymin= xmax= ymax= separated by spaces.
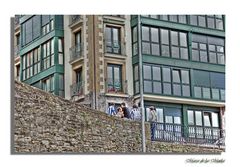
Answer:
xmin=13 ymin=15 xmax=225 ymax=146
xmin=131 ymin=15 xmax=225 ymax=143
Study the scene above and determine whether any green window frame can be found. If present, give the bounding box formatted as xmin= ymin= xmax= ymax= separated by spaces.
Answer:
xmin=143 ymin=64 xmax=191 ymax=97
xmin=133 ymin=64 xmax=140 ymax=94
xmin=42 ymin=15 xmax=54 ymax=36
xmin=132 ymin=26 xmax=138 ymax=56
xmin=42 ymin=75 xmax=54 ymax=94
xmin=192 ymin=34 xmax=225 ymax=65
xmin=42 ymin=38 xmax=54 ymax=70
xmin=141 ymin=26 xmax=188 ymax=60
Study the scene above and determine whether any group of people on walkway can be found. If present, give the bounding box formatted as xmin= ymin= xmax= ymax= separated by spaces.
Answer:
xmin=107 ymin=102 xmax=142 ymax=121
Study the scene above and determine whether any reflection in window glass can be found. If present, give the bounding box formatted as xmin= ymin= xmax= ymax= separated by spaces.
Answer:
xmin=194 ymin=87 xmax=202 ymax=98
xmin=212 ymin=88 xmax=220 ymax=100
xmin=212 ymin=112 xmax=219 ymax=127
xmin=151 ymin=28 xmax=159 ymax=42
xmin=142 ymin=42 xmax=150 ymax=54
xmin=195 ymin=111 xmax=202 ymax=126
xmin=161 ymin=29 xmax=169 ymax=44
xmin=153 ymin=82 xmax=161 ymax=93
xmin=142 ymin=26 xmax=150 ymax=41
xmin=180 ymin=33 xmax=187 ymax=47
xmin=165 ymin=116 xmax=173 ymax=123
xmin=204 ymin=112 xmax=211 ymax=126
xmin=173 ymin=70 xmax=180 ymax=83
xmin=171 ymin=31 xmax=178 ymax=45
xmin=182 ymin=85 xmax=190 ymax=97
xmin=143 ymin=65 xmax=151 ymax=80
xmin=187 ymin=110 xmax=194 ymax=125
xmin=203 ymin=87 xmax=211 ymax=99
xmin=144 ymin=81 xmax=152 ymax=93
xmin=182 ymin=70 xmax=189 ymax=84
xmin=152 ymin=67 xmax=161 ymax=80
xmin=163 ymin=68 xmax=171 ymax=82
xmin=156 ymin=108 xmax=164 ymax=123
xmin=163 ymin=83 xmax=171 ymax=95
xmin=173 ymin=84 xmax=181 ymax=96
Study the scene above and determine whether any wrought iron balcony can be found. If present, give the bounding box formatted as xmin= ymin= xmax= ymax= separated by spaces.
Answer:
xmin=69 ymin=15 xmax=82 ymax=26
xmin=104 ymin=40 xmax=125 ymax=55
xmin=150 ymin=122 xmax=225 ymax=148
xmin=14 ymin=45 xmax=20 ymax=57
xmin=106 ymin=78 xmax=128 ymax=94
xmin=69 ymin=43 xmax=83 ymax=62
xmin=70 ymin=81 xmax=84 ymax=97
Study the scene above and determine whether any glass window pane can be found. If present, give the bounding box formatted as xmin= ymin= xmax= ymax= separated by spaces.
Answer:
xmin=59 ymin=53 xmax=63 ymax=64
xmin=134 ymin=65 xmax=139 ymax=80
xmin=162 ymin=67 xmax=171 ymax=82
xmin=165 ymin=116 xmax=173 ymax=123
xmin=207 ymin=17 xmax=215 ymax=29
xmin=200 ymin=51 xmax=208 ymax=62
xmin=198 ymin=16 xmax=206 ymax=27
xmin=192 ymin=50 xmax=199 ymax=61
xmin=172 ymin=70 xmax=180 ymax=83
xmin=218 ymin=53 xmax=225 ymax=65
xmin=153 ymin=82 xmax=162 ymax=94
xmin=107 ymin=66 xmax=113 ymax=80
xmin=216 ymin=19 xmax=223 ymax=30
xmin=171 ymin=31 xmax=178 ymax=45
xmin=105 ymin=27 xmax=111 ymax=41
xmin=114 ymin=67 xmax=120 ymax=80
xmin=135 ymin=81 xmax=139 ymax=94
xmin=192 ymin=42 xmax=198 ymax=49
xmin=151 ymin=28 xmax=159 ymax=43
xmin=58 ymin=39 xmax=63 ymax=52
xmin=203 ymin=87 xmax=211 ymax=99
xmin=142 ymin=42 xmax=150 ymax=54
xmin=194 ymin=86 xmax=202 ymax=98
xmin=209 ymin=44 xmax=216 ymax=51
xmin=195 ymin=111 xmax=202 ymax=126
xmin=182 ymin=85 xmax=190 ymax=97
xmin=182 ymin=70 xmax=189 ymax=84
xmin=190 ymin=15 xmax=198 ymax=25
xmin=144 ymin=81 xmax=152 ymax=93
xmin=169 ymin=15 xmax=178 ymax=22
xmin=209 ymin=52 xmax=217 ymax=63
xmin=113 ymin=28 xmax=119 ymax=41
xmin=187 ymin=110 xmax=194 ymax=125
xmin=178 ymin=15 xmax=187 ymax=24
xmin=163 ymin=83 xmax=171 ymax=95
xmin=152 ymin=66 xmax=161 ymax=81
xmin=212 ymin=112 xmax=219 ymax=127
xmin=217 ymin=46 xmax=224 ymax=53
xmin=171 ymin=46 xmax=180 ymax=58
xmin=204 ymin=112 xmax=211 ymax=126
xmin=161 ymin=29 xmax=169 ymax=44
xmin=174 ymin=117 xmax=181 ymax=124
xmin=212 ymin=88 xmax=220 ymax=100
xmin=151 ymin=43 xmax=160 ymax=55
xmin=200 ymin=43 xmax=207 ymax=50
xmin=220 ymin=89 xmax=225 ymax=100
xmin=156 ymin=108 xmax=164 ymax=123
xmin=161 ymin=45 xmax=170 ymax=57
xmin=133 ymin=26 xmax=137 ymax=42
xmin=143 ymin=65 xmax=151 ymax=80
xmin=160 ymin=15 xmax=168 ymax=21
xmin=173 ymin=84 xmax=181 ymax=96
xmin=142 ymin=26 xmax=150 ymax=41
xmin=180 ymin=33 xmax=187 ymax=47
xmin=133 ymin=43 xmax=138 ymax=55
xmin=180 ymin=48 xmax=188 ymax=60
xmin=210 ymin=72 xmax=225 ymax=89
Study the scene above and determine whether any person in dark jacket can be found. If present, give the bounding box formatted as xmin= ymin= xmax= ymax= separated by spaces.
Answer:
xmin=121 ymin=102 xmax=131 ymax=119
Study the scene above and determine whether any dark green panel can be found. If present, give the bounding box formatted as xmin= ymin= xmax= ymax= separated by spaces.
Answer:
xmin=54 ymin=15 xmax=64 ymax=30
xmin=132 ymin=55 xmax=139 ymax=65
xmin=141 ymin=17 xmax=225 ymax=37
xmin=19 ymin=15 xmax=33 ymax=24
xmin=23 ymin=65 xmax=64 ymax=85
xmin=142 ymin=55 xmax=225 ymax=73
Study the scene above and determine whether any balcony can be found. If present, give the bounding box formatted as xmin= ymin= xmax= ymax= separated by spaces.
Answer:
xmin=104 ymin=40 xmax=125 ymax=56
xmin=106 ymin=78 xmax=128 ymax=94
xmin=150 ymin=122 xmax=225 ymax=148
xmin=69 ymin=43 xmax=83 ymax=62
xmin=14 ymin=45 xmax=20 ymax=57
xmin=69 ymin=15 xmax=82 ymax=26
xmin=70 ymin=82 xmax=84 ymax=97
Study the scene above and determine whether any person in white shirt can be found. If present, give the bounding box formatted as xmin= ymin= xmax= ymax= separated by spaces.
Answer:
xmin=130 ymin=104 xmax=141 ymax=121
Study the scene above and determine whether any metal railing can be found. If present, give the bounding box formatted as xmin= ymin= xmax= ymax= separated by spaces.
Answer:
xmin=14 ymin=45 xmax=20 ymax=57
xmin=69 ymin=15 xmax=82 ymax=25
xmin=70 ymin=81 xmax=84 ymax=97
xmin=150 ymin=122 xmax=225 ymax=147
xmin=104 ymin=39 xmax=125 ymax=55
xmin=106 ymin=78 xmax=128 ymax=94
xmin=69 ymin=43 xmax=83 ymax=62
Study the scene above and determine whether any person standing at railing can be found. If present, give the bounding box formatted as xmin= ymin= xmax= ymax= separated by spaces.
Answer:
xmin=130 ymin=104 xmax=141 ymax=121
xmin=107 ymin=102 xmax=116 ymax=116
xmin=148 ymin=106 xmax=157 ymax=140
xmin=116 ymin=107 xmax=124 ymax=118
xmin=121 ymin=102 xmax=131 ymax=119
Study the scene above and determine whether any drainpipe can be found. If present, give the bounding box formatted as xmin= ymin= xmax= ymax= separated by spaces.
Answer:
xmin=138 ymin=15 xmax=146 ymax=152
xmin=93 ymin=15 xmax=97 ymax=110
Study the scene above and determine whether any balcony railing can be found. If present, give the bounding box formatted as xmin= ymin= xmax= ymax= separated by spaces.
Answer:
xmin=104 ymin=40 xmax=125 ymax=55
xmin=14 ymin=45 xmax=20 ymax=57
xmin=106 ymin=78 xmax=128 ymax=94
xmin=69 ymin=15 xmax=82 ymax=26
xmin=69 ymin=43 xmax=83 ymax=62
xmin=70 ymin=81 xmax=84 ymax=97
xmin=150 ymin=122 xmax=225 ymax=148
